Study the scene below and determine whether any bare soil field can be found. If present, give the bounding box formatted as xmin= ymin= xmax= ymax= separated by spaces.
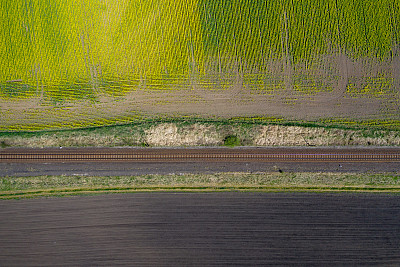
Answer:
xmin=1 ymin=193 xmax=399 ymax=266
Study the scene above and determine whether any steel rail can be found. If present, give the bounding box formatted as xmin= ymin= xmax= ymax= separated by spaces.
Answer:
xmin=1 ymin=149 xmax=400 ymax=163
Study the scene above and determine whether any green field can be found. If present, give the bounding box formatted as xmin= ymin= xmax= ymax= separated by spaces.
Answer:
xmin=1 ymin=0 xmax=400 ymax=130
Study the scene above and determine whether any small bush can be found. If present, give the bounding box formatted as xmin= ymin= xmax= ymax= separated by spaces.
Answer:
xmin=0 ymin=140 xmax=9 ymax=148
xmin=141 ymin=141 xmax=150 ymax=147
xmin=223 ymin=135 xmax=241 ymax=147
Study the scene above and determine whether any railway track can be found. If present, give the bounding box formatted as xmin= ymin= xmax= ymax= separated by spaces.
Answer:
xmin=1 ymin=148 xmax=400 ymax=163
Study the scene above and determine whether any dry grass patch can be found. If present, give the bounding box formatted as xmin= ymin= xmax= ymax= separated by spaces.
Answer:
xmin=145 ymin=123 xmax=221 ymax=146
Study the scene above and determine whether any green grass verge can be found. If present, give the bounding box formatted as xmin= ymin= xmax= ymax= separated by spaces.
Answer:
xmin=1 ymin=172 xmax=400 ymax=199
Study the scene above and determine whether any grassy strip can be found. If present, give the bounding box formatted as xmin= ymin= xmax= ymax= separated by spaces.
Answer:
xmin=1 ymin=172 xmax=399 ymax=199
xmin=1 ymin=117 xmax=400 ymax=148
xmin=2 ymin=187 xmax=400 ymax=200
